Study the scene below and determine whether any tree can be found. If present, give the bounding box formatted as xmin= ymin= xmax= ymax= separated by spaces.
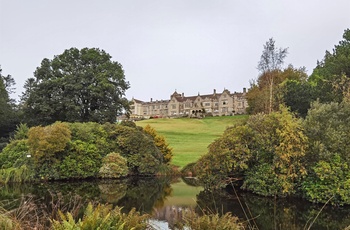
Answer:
xmin=279 ymin=66 xmax=313 ymax=117
xmin=302 ymin=101 xmax=350 ymax=205
xmin=309 ymin=28 xmax=350 ymax=103
xmin=0 ymin=66 xmax=19 ymax=150
xmin=247 ymin=65 xmax=304 ymax=114
xmin=143 ymin=125 xmax=173 ymax=164
xmin=22 ymin=48 xmax=130 ymax=125
xmin=257 ymin=38 xmax=288 ymax=113
xmin=281 ymin=80 xmax=313 ymax=117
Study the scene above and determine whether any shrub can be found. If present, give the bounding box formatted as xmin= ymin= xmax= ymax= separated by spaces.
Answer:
xmin=27 ymin=122 xmax=71 ymax=167
xmin=302 ymin=101 xmax=350 ymax=205
xmin=58 ymin=140 xmax=102 ymax=179
xmin=115 ymin=125 xmax=163 ymax=175
xmin=99 ymin=152 xmax=128 ymax=178
xmin=302 ymin=154 xmax=350 ymax=205
xmin=196 ymin=106 xmax=307 ymax=196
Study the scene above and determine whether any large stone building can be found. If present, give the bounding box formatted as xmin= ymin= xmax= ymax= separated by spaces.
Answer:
xmin=130 ymin=88 xmax=248 ymax=118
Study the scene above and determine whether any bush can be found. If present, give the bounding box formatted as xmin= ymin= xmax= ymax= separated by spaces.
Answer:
xmin=115 ymin=125 xmax=163 ymax=175
xmin=302 ymin=101 xmax=350 ymax=205
xmin=99 ymin=152 xmax=128 ymax=178
xmin=196 ymin=106 xmax=307 ymax=195
xmin=58 ymin=140 xmax=102 ymax=179
xmin=302 ymin=155 xmax=350 ymax=205
xmin=28 ymin=122 xmax=71 ymax=167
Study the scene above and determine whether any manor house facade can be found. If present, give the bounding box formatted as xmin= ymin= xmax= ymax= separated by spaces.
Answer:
xmin=130 ymin=88 xmax=248 ymax=118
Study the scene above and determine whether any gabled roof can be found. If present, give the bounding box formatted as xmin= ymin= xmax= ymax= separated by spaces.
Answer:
xmin=133 ymin=98 xmax=144 ymax=104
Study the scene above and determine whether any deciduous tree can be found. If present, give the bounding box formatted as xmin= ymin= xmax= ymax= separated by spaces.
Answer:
xmin=257 ymin=38 xmax=288 ymax=113
xmin=22 ymin=48 xmax=130 ymax=125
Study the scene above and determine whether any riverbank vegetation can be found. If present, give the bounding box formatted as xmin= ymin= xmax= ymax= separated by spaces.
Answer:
xmin=0 ymin=121 xmax=175 ymax=182
xmin=190 ymin=29 xmax=350 ymax=206
xmin=0 ymin=194 xmax=244 ymax=230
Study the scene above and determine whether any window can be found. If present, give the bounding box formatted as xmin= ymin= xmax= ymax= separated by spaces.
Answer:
xmin=172 ymin=104 xmax=176 ymax=109
xmin=204 ymin=102 xmax=210 ymax=107
xmin=222 ymin=101 xmax=227 ymax=105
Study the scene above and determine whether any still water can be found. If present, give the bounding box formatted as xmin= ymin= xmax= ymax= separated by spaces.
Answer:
xmin=1 ymin=176 xmax=349 ymax=229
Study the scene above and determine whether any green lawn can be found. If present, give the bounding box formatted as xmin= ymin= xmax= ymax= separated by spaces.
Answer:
xmin=136 ymin=115 xmax=248 ymax=168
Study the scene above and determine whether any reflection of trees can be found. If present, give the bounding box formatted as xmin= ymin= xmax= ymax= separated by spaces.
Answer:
xmin=117 ymin=177 xmax=172 ymax=213
xmin=98 ymin=180 xmax=127 ymax=204
xmin=181 ymin=176 xmax=202 ymax=187
xmin=2 ymin=178 xmax=348 ymax=229
xmin=196 ymin=188 xmax=350 ymax=230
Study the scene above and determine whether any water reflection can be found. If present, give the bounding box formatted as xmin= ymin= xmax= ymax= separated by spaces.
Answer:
xmin=196 ymin=187 xmax=350 ymax=230
xmin=0 ymin=177 xmax=349 ymax=230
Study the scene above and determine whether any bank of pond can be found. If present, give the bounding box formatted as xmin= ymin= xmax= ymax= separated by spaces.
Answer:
xmin=0 ymin=177 xmax=350 ymax=229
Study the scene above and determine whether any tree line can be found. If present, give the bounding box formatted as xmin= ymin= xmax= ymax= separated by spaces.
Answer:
xmin=247 ymin=28 xmax=350 ymax=116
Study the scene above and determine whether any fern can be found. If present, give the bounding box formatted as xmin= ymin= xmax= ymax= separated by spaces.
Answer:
xmin=51 ymin=202 xmax=150 ymax=230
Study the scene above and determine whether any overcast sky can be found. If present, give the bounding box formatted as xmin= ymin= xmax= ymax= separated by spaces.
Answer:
xmin=1 ymin=1 xmax=349 ymax=102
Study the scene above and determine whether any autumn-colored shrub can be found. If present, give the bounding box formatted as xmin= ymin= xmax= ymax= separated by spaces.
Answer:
xmin=27 ymin=122 xmax=71 ymax=167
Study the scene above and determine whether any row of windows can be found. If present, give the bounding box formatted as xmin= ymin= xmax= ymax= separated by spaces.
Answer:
xmin=138 ymin=101 xmax=245 ymax=112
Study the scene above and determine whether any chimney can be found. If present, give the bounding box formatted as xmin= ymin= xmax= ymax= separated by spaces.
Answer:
xmin=243 ymin=88 xmax=246 ymax=93
xmin=213 ymin=89 xmax=216 ymax=95
xmin=182 ymin=93 xmax=184 ymax=98
xmin=150 ymin=98 xmax=153 ymax=102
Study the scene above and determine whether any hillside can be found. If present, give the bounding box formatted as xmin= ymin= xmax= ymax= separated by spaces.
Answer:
xmin=136 ymin=115 xmax=248 ymax=168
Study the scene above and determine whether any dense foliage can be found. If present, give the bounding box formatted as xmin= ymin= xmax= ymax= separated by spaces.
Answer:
xmin=0 ymin=122 xmax=172 ymax=181
xmin=247 ymin=65 xmax=309 ymax=116
xmin=196 ymin=106 xmax=307 ymax=196
xmin=248 ymin=29 xmax=350 ymax=118
xmin=143 ymin=124 xmax=173 ymax=164
xmin=310 ymin=29 xmax=350 ymax=103
xmin=21 ymin=47 xmax=130 ymax=126
xmin=302 ymin=101 xmax=350 ymax=205
xmin=0 ymin=67 xmax=19 ymax=150
xmin=195 ymin=101 xmax=350 ymax=205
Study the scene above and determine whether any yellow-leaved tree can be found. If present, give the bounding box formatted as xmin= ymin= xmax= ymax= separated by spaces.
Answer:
xmin=143 ymin=125 xmax=173 ymax=164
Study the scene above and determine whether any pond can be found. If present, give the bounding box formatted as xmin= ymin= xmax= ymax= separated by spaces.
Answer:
xmin=1 ymin=176 xmax=349 ymax=229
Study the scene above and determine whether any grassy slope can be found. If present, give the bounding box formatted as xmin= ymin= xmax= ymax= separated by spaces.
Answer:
xmin=136 ymin=115 xmax=248 ymax=168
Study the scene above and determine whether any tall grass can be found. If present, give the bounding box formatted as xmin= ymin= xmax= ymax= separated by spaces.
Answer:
xmin=137 ymin=116 xmax=248 ymax=168
xmin=0 ymin=165 xmax=34 ymax=184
